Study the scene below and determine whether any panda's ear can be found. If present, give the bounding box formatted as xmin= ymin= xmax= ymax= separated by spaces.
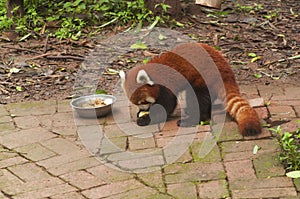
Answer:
xmin=136 ymin=69 xmax=154 ymax=85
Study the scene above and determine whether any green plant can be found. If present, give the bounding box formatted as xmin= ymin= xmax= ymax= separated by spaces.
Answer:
xmin=0 ymin=0 xmax=170 ymax=40
xmin=235 ymin=3 xmax=263 ymax=13
xmin=270 ymin=126 xmax=300 ymax=171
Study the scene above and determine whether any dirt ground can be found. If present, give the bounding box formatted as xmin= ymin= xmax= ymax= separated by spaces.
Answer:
xmin=0 ymin=0 xmax=299 ymax=104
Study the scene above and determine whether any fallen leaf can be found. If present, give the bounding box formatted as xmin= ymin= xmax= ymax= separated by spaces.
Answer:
xmin=130 ymin=42 xmax=147 ymax=50
xmin=286 ymin=171 xmax=300 ymax=178
xmin=253 ymin=145 xmax=261 ymax=154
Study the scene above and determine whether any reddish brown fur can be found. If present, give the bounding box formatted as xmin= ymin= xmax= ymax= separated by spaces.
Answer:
xmin=122 ymin=43 xmax=261 ymax=136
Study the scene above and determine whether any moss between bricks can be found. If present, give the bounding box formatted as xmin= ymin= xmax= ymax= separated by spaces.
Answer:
xmin=253 ymin=153 xmax=285 ymax=178
xmin=293 ymin=178 xmax=300 ymax=192
xmin=190 ymin=141 xmax=222 ymax=163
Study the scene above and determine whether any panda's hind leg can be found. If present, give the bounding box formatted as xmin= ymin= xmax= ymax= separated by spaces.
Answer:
xmin=177 ymin=87 xmax=211 ymax=127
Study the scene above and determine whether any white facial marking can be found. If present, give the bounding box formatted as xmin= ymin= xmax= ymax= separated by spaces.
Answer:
xmin=138 ymin=104 xmax=150 ymax=110
xmin=119 ymin=70 xmax=126 ymax=91
xmin=146 ymin=96 xmax=155 ymax=103
xmin=136 ymin=69 xmax=154 ymax=85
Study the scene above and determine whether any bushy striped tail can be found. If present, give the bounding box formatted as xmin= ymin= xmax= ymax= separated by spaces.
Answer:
xmin=226 ymin=94 xmax=261 ymax=136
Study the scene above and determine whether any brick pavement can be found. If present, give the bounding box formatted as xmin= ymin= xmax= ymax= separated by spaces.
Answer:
xmin=0 ymin=84 xmax=299 ymax=199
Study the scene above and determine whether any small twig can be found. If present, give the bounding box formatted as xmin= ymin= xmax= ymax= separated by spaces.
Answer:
xmin=26 ymin=53 xmax=53 ymax=61
xmin=43 ymin=35 xmax=49 ymax=53
xmin=2 ymin=45 xmax=40 ymax=54
xmin=46 ymin=55 xmax=84 ymax=61
xmin=264 ymin=54 xmax=300 ymax=66
xmin=0 ymin=84 xmax=9 ymax=95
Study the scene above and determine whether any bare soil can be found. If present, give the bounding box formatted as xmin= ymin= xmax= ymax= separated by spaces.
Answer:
xmin=0 ymin=0 xmax=299 ymax=104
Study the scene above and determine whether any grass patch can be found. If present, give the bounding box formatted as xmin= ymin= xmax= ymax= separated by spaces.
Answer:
xmin=271 ymin=126 xmax=300 ymax=172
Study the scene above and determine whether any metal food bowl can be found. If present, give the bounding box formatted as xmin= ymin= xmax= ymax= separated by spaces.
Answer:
xmin=70 ymin=94 xmax=116 ymax=118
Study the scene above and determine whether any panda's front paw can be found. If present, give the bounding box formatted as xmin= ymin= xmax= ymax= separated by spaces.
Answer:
xmin=137 ymin=112 xmax=151 ymax=126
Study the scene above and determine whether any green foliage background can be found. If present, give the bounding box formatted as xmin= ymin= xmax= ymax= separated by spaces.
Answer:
xmin=0 ymin=0 xmax=169 ymax=39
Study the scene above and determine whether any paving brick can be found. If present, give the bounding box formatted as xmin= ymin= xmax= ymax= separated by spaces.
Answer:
xmin=14 ymin=143 xmax=56 ymax=161
xmin=224 ymin=160 xmax=256 ymax=181
xmin=36 ymin=114 xmax=53 ymax=129
xmin=103 ymin=124 xmax=128 ymax=138
xmin=99 ymin=136 xmax=127 ymax=155
xmin=87 ymin=164 xmax=134 ymax=183
xmin=254 ymin=106 xmax=269 ymax=119
xmin=295 ymin=107 xmax=300 ymax=117
xmin=230 ymin=176 xmax=295 ymax=190
xmin=0 ymin=105 xmax=8 ymax=116
xmin=6 ymin=100 xmax=56 ymax=116
xmin=167 ymin=182 xmax=197 ymax=199
xmin=198 ymin=180 xmax=229 ymax=199
xmin=107 ymin=187 xmax=160 ymax=199
xmin=0 ymin=122 xmax=15 ymax=134
xmin=284 ymin=87 xmax=300 ymax=99
xmin=164 ymin=162 xmax=225 ymax=184
xmin=220 ymin=139 xmax=281 ymax=162
xmin=7 ymin=162 xmax=52 ymax=182
xmin=57 ymin=100 xmax=72 ymax=113
xmin=40 ymin=137 xmax=83 ymax=155
xmin=13 ymin=183 xmax=77 ymax=199
xmin=2 ymin=177 xmax=64 ymax=196
xmin=190 ymin=140 xmax=221 ymax=163
xmin=270 ymin=100 xmax=300 ymax=106
xmin=37 ymin=150 xmax=90 ymax=169
xmin=52 ymin=125 xmax=77 ymax=136
xmin=81 ymin=179 xmax=143 ymax=199
xmin=231 ymin=187 xmax=297 ymax=199
xmin=0 ymin=116 xmax=12 ymax=124
xmin=128 ymin=135 xmax=156 ymax=150
xmin=268 ymin=105 xmax=296 ymax=120
xmin=137 ymin=169 xmax=165 ymax=192
xmin=13 ymin=115 xmax=40 ymax=129
xmin=118 ymin=153 xmax=165 ymax=171
xmin=278 ymin=118 xmax=300 ymax=133
xmin=0 ymin=146 xmax=17 ymax=159
xmin=60 ymin=170 xmax=106 ymax=190
xmin=248 ymin=97 xmax=264 ymax=107
xmin=52 ymin=112 xmax=76 ymax=128
xmin=0 ymin=169 xmax=23 ymax=189
xmin=218 ymin=121 xmax=243 ymax=141
xmin=51 ymin=191 xmax=86 ymax=199
xmin=47 ymin=156 xmax=100 ymax=176
xmin=253 ymin=153 xmax=285 ymax=178
xmin=1 ymin=127 xmax=56 ymax=149
xmin=239 ymin=85 xmax=259 ymax=98
xmin=0 ymin=156 xmax=28 ymax=169
xmin=257 ymin=85 xmax=284 ymax=101
xmin=0 ymin=191 xmax=9 ymax=199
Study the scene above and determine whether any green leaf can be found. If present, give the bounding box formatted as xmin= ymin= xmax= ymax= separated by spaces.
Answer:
xmin=130 ymin=41 xmax=147 ymax=50
xmin=158 ymin=33 xmax=167 ymax=40
xmin=253 ymin=73 xmax=262 ymax=78
xmin=251 ymin=56 xmax=261 ymax=63
xmin=286 ymin=171 xmax=300 ymax=178
xmin=16 ymin=86 xmax=23 ymax=92
xmin=95 ymin=89 xmax=107 ymax=94
xmin=253 ymin=145 xmax=260 ymax=154
xmin=248 ymin=53 xmax=257 ymax=57
xmin=175 ymin=21 xmax=184 ymax=27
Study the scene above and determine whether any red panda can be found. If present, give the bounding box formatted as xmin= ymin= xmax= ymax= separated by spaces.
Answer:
xmin=120 ymin=43 xmax=261 ymax=136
